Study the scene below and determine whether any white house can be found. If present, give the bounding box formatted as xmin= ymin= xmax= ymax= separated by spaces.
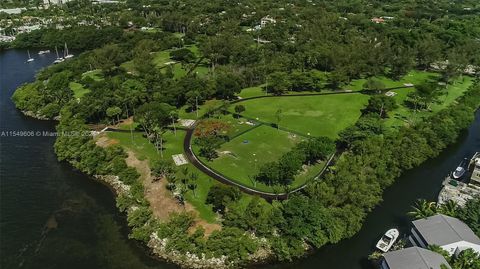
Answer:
xmin=409 ymin=214 xmax=480 ymax=256
xmin=381 ymin=247 xmax=451 ymax=269
xmin=43 ymin=0 xmax=74 ymax=6
xmin=260 ymin=16 xmax=276 ymax=28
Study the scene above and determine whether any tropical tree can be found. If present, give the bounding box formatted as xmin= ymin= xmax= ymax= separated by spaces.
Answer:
xmin=364 ymin=95 xmax=398 ymax=118
xmin=188 ymin=172 xmax=199 ymax=197
xmin=452 ymin=249 xmax=480 ymax=269
xmin=363 ymin=78 xmax=386 ymax=92
xmin=408 ymin=199 xmax=437 ymax=219
xmin=438 ymin=200 xmax=458 ymax=217
xmin=106 ymin=106 xmax=122 ymax=125
xmin=169 ymin=110 xmax=179 ymax=135
xmin=234 ymin=104 xmax=245 ymax=117
xmin=151 ymin=159 xmax=176 ymax=181
xmin=268 ymin=72 xmax=290 ymax=95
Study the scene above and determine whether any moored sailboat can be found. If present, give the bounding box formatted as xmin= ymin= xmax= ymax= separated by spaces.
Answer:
xmin=64 ymin=42 xmax=74 ymax=59
xmin=53 ymin=46 xmax=64 ymax=64
xmin=26 ymin=50 xmax=34 ymax=62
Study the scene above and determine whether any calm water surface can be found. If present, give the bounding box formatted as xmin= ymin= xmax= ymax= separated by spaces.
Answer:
xmin=1 ymin=49 xmax=478 ymax=269
xmin=0 ymin=49 xmax=176 ymax=269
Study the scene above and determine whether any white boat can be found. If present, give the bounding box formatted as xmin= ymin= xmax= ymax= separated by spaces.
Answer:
xmin=26 ymin=50 xmax=34 ymax=62
xmin=38 ymin=50 xmax=50 ymax=55
xmin=376 ymin=228 xmax=399 ymax=252
xmin=63 ymin=42 xmax=74 ymax=59
xmin=452 ymin=158 xmax=468 ymax=179
xmin=53 ymin=46 xmax=64 ymax=64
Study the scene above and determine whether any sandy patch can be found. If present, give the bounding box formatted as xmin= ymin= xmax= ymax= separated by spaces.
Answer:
xmin=96 ymin=133 xmax=221 ymax=235
xmin=125 ymin=150 xmax=221 ymax=235
xmin=95 ymin=135 xmax=119 ymax=147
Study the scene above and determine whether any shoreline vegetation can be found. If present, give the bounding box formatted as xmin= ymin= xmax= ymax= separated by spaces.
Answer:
xmin=12 ymin=71 xmax=480 ymax=267
xmin=7 ymin=0 xmax=480 ymax=267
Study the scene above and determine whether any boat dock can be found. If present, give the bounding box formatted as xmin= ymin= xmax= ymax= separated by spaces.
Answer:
xmin=438 ymin=152 xmax=480 ymax=206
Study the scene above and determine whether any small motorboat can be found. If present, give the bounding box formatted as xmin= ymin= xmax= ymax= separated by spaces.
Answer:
xmin=452 ymin=158 xmax=468 ymax=179
xmin=376 ymin=228 xmax=399 ymax=252
xmin=38 ymin=50 xmax=50 ymax=55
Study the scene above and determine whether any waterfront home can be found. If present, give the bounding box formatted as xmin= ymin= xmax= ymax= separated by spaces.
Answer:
xmin=260 ymin=16 xmax=276 ymax=28
xmin=380 ymin=247 xmax=451 ymax=269
xmin=409 ymin=214 xmax=480 ymax=256
xmin=0 ymin=8 xmax=26 ymax=15
xmin=469 ymin=152 xmax=480 ymax=187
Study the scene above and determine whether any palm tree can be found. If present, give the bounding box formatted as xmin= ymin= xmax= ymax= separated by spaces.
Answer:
xmin=438 ymin=200 xmax=458 ymax=217
xmin=189 ymin=172 xmax=199 ymax=198
xmin=452 ymin=249 xmax=480 ymax=269
xmin=169 ymin=110 xmax=178 ymax=136
xmin=408 ymin=199 xmax=437 ymax=219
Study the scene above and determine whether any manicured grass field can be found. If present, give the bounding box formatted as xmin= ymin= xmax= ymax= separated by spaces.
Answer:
xmin=347 ymin=70 xmax=439 ymax=91
xmin=194 ymin=125 xmax=325 ymax=192
xmin=82 ymin=69 xmax=104 ymax=81
xmin=106 ymin=128 xmax=217 ymax=223
xmin=234 ymin=93 xmax=370 ymax=138
xmin=69 ymin=82 xmax=90 ymax=99
xmin=384 ymin=76 xmax=474 ymax=129
xmin=178 ymin=99 xmax=226 ymax=119
xmin=238 ymin=86 xmax=265 ymax=98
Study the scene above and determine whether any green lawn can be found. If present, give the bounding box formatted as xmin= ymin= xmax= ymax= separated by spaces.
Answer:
xmin=106 ymin=129 xmax=217 ymax=223
xmin=384 ymin=76 xmax=474 ymax=129
xmin=347 ymin=70 xmax=439 ymax=91
xmin=82 ymin=69 xmax=104 ymax=81
xmin=194 ymin=125 xmax=325 ymax=192
xmin=178 ymin=99 xmax=226 ymax=119
xmin=234 ymin=93 xmax=370 ymax=138
xmin=238 ymin=86 xmax=266 ymax=98
xmin=153 ymin=50 xmax=172 ymax=67
xmin=69 ymin=82 xmax=90 ymax=99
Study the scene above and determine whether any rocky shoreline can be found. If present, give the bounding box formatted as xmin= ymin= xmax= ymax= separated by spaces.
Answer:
xmin=15 ymin=107 xmax=282 ymax=269
xmin=21 ymin=110 xmax=60 ymax=121
xmin=93 ymin=173 xmax=274 ymax=268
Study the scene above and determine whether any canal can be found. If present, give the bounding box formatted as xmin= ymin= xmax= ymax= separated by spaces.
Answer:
xmin=1 ymin=49 xmax=479 ymax=269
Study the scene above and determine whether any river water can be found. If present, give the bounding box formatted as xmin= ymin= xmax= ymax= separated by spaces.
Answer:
xmin=1 ymin=49 xmax=479 ymax=269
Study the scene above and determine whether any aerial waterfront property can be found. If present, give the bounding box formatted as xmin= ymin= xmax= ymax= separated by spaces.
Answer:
xmin=1 ymin=0 xmax=480 ymax=269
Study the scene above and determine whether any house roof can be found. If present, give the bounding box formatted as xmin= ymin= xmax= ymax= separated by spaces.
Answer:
xmin=412 ymin=214 xmax=480 ymax=246
xmin=383 ymin=247 xmax=451 ymax=269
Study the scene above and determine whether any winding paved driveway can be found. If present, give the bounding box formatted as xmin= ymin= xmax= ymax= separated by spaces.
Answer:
xmin=110 ymin=87 xmax=411 ymax=199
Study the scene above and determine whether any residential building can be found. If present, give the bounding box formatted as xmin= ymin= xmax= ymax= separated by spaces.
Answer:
xmin=409 ymin=214 xmax=480 ymax=256
xmin=43 ymin=0 xmax=73 ymax=6
xmin=260 ymin=16 xmax=276 ymax=28
xmin=469 ymin=152 xmax=480 ymax=187
xmin=381 ymin=247 xmax=451 ymax=269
